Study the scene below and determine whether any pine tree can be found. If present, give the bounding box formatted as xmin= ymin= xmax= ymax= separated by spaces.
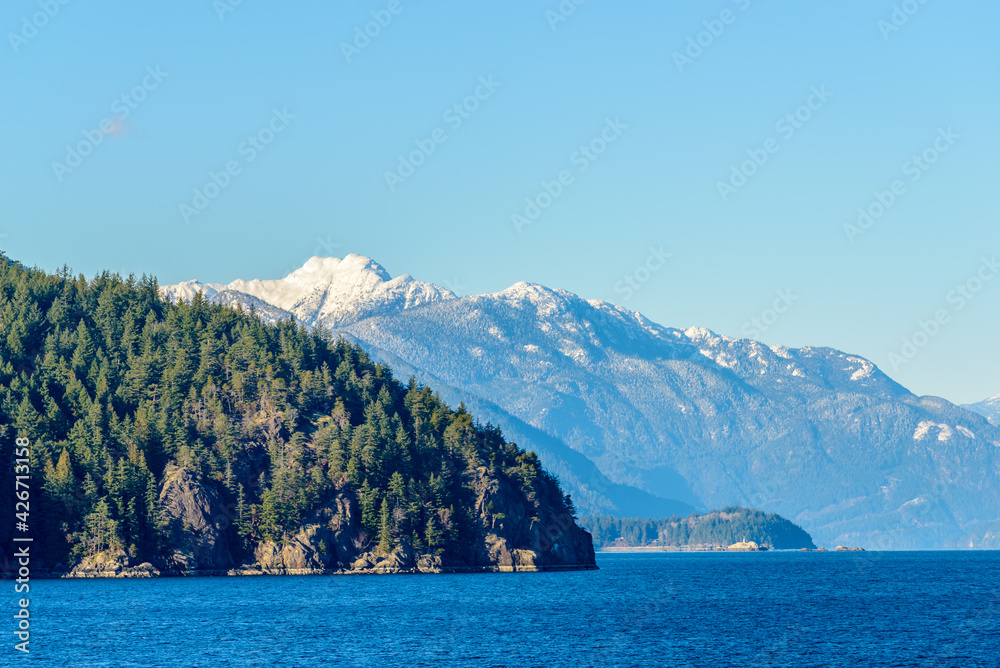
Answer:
xmin=377 ymin=498 xmax=394 ymax=554
xmin=425 ymin=514 xmax=442 ymax=554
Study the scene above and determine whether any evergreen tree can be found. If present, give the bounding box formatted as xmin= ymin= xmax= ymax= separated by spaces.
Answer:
xmin=377 ymin=498 xmax=394 ymax=554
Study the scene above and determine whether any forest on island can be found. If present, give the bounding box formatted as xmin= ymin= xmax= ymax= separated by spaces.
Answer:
xmin=580 ymin=507 xmax=816 ymax=550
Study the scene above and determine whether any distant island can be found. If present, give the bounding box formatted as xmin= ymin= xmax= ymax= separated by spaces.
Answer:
xmin=0 ymin=256 xmax=595 ymax=577
xmin=580 ymin=507 xmax=817 ymax=551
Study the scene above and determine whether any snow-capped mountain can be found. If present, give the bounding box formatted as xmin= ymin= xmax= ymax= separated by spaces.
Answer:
xmin=963 ymin=395 xmax=1000 ymax=426
xmin=161 ymin=254 xmax=454 ymax=327
xmin=163 ymin=256 xmax=1000 ymax=549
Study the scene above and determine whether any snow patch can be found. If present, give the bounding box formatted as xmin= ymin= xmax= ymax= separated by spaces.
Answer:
xmin=956 ymin=425 xmax=975 ymax=439
xmin=849 ymin=358 xmax=874 ymax=381
xmin=913 ymin=421 xmax=953 ymax=442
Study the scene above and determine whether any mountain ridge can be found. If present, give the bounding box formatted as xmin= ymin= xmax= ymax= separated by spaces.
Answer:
xmin=161 ymin=255 xmax=1000 ymax=549
xmin=963 ymin=394 xmax=1000 ymax=426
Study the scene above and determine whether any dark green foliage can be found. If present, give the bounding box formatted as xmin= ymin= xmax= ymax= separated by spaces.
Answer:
xmin=579 ymin=506 xmax=816 ymax=550
xmin=0 ymin=261 xmax=573 ymax=567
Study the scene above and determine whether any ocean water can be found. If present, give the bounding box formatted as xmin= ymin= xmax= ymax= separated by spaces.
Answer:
xmin=20 ymin=551 xmax=1000 ymax=667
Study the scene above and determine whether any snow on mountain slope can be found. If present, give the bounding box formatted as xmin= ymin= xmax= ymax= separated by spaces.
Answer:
xmin=963 ymin=395 xmax=1000 ymax=426
xmin=209 ymin=290 xmax=296 ymax=323
xmin=161 ymin=258 xmax=696 ymax=516
xmin=162 ymin=256 xmax=1000 ymax=548
xmin=161 ymin=254 xmax=455 ymax=327
xmin=343 ymin=281 xmax=1000 ymax=549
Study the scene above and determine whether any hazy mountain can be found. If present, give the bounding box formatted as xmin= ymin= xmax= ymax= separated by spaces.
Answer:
xmin=163 ymin=256 xmax=1000 ymax=549
xmin=963 ymin=395 xmax=1000 ymax=426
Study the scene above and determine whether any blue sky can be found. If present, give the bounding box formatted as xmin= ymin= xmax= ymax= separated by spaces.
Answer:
xmin=2 ymin=0 xmax=997 ymax=404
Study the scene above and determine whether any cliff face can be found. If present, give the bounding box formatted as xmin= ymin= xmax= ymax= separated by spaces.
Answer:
xmin=158 ymin=465 xmax=234 ymax=572
xmin=60 ymin=465 xmax=596 ymax=577
xmin=249 ymin=496 xmax=360 ymax=574
xmin=238 ymin=468 xmax=596 ymax=576
xmin=469 ymin=468 xmax=596 ymax=572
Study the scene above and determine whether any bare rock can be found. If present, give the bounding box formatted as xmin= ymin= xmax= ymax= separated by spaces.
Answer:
xmin=65 ymin=550 xmax=160 ymax=578
xmin=728 ymin=541 xmax=765 ymax=551
xmin=251 ymin=495 xmax=359 ymax=573
xmin=158 ymin=464 xmax=233 ymax=572
xmin=471 ymin=468 xmax=597 ymax=571
xmin=416 ymin=554 xmax=443 ymax=573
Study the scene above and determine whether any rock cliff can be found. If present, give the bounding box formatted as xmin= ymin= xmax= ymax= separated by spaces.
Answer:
xmin=158 ymin=464 xmax=234 ymax=572
xmin=65 ymin=465 xmax=596 ymax=578
xmin=236 ymin=468 xmax=596 ymax=576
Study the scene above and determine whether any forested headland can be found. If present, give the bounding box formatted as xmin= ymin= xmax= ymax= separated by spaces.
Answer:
xmin=0 ymin=253 xmax=594 ymax=575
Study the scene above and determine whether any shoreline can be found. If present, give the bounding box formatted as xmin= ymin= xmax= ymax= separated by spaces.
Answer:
xmin=1 ymin=562 xmax=600 ymax=580
xmin=598 ymin=546 xmax=809 ymax=553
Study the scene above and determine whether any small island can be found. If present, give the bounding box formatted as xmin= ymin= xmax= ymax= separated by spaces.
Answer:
xmin=580 ymin=507 xmax=816 ymax=551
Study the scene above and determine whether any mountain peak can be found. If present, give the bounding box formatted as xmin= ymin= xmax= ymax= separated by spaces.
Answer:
xmin=494 ymin=281 xmax=579 ymax=303
xmin=162 ymin=253 xmax=453 ymax=328
xmin=290 ymin=254 xmax=391 ymax=283
xmin=963 ymin=394 xmax=1000 ymax=426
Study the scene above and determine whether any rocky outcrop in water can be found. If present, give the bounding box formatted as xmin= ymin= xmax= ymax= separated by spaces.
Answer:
xmin=728 ymin=541 xmax=766 ymax=551
xmin=65 ymin=550 xmax=160 ymax=578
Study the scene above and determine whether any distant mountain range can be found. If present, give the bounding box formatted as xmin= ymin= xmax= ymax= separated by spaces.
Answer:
xmin=162 ymin=255 xmax=1000 ymax=549
xmin=963 ymin=395 xmax=1000 ymax=426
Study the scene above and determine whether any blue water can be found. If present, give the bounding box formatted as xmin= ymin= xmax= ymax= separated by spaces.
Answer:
xmin=19 ymin=551 xmax=1000 ymax=667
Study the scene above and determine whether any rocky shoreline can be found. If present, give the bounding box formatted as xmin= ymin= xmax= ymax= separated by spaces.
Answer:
xmin=7 ymin=555 xmax=597 ymax=580
xmin=4 ymin=462 xmax=597 ymax=580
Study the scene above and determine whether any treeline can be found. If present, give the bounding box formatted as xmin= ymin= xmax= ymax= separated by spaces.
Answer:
xmin=0 ymin=252 xmax=573 ymax=568
xmin=579 ymin=507 xmax=815 ymax=549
